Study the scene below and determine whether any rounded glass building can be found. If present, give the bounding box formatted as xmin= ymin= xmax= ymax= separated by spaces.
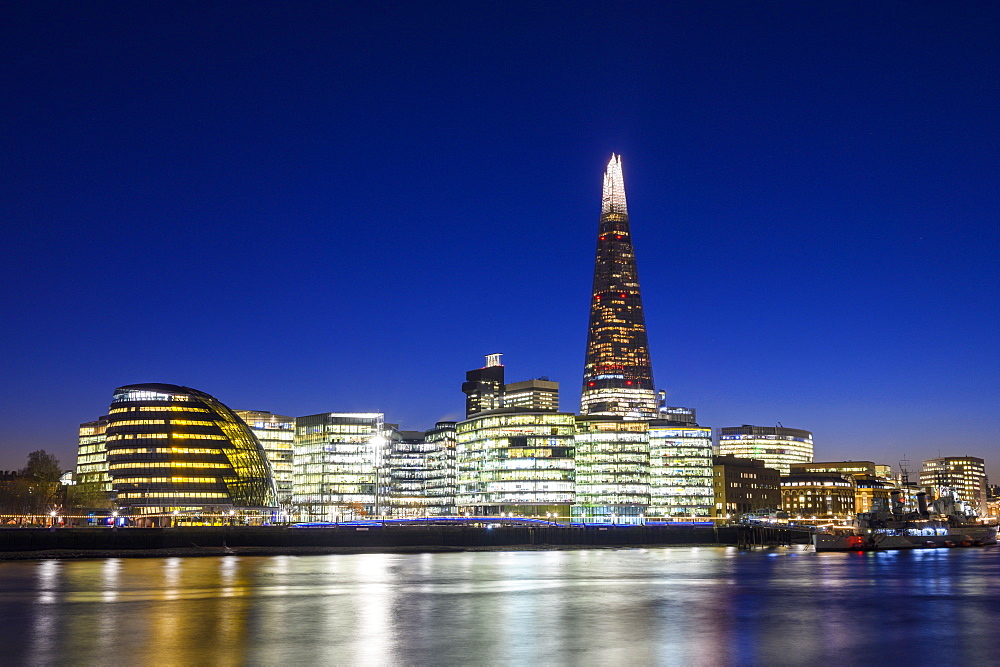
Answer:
xmin=105 ymin=383 xmax=278 ymax=520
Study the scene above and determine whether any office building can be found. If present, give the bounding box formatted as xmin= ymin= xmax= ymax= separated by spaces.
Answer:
xmin=789 ymin=461 xmax=893 ymax=514
xmin=387 ymin=430 xmax=437 ymax=516
xmin=573 ymin=416 xmax=649 ymax=523
xmin=73 ymin=416 xmax=112 ymax=508
xmin=293 ymin=412 xmax=391 ymax=520
xmin=580 ymin=155 xmax=657 ymax=419
xmin=104 ymin=383 xmax=277 ymax=520
xmin=790 ymin=461 xmax=879 ymax=478
xmin=462 ymin=353 xmax=505 ymax=417
xmin=456 ymin=408 xmax=576 ymax=516
xmin=648 ymin=414 xmax=713 ymax=519
xmin=712 ymin=455 xmax=781 ymax=518
xmin=424 ymin=421 xmax=457 ymax=515
xmin=919 ymin=456 xmax=988 ymax=516
xmin=504 ymin=378 xmax=559 ymax=412
xmin=715 ymin=425 xmax=814 ymax=475
xmin=234 ymin=410 xmax=295 ymax=507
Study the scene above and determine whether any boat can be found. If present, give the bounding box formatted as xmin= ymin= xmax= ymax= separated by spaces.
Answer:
xmin=813 ymin=488 xmax=998 ymax=552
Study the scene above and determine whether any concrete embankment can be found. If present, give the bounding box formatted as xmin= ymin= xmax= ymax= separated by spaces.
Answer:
xmin=0 ymin=524 xmax=810 ymax=559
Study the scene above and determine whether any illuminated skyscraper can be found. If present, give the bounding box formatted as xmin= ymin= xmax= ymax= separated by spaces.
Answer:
xmin=462 ymin=353 xmax=505 ymax=417
xmin=581 ymin=155 xmax=657 ymax=418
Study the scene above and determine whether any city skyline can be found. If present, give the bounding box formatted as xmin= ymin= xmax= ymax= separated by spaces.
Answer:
xmin=1 ymin=4 xmax=997 ymax=477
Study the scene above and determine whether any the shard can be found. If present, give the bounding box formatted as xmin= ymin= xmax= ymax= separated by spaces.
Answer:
xmin=580 ymin=154 xmax=657 ymax=418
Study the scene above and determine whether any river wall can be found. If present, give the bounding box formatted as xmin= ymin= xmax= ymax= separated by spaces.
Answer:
xmin=0 ymin=524 xmax=763 ymax=553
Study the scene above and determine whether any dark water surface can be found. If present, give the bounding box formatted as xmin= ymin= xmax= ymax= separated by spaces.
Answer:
xmin=2 ymin=546 xmax=999 ymax=665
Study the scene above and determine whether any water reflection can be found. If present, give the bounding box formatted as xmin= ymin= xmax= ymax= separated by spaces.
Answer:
xmin=2 ymin=547 xmax=999 ymax=664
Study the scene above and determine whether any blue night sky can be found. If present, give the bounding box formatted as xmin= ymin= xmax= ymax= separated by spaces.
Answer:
xmin=2 ymin=3 xmax=997 ymax=477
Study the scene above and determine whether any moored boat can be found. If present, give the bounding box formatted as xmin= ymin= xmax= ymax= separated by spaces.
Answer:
xmin=813 ymin=488 xmax=998 ymax=552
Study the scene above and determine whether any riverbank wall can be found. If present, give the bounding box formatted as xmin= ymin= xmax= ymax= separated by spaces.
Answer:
xmin=0 ymin=524 xmax=812 ymax=556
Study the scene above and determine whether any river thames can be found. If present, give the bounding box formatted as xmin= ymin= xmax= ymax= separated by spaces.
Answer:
xmin=2 ymin=546 xmax=998 ymax=665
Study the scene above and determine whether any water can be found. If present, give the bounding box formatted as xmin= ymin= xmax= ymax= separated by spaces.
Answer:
xmin=2 ymin=546 xmax=999 ymax=665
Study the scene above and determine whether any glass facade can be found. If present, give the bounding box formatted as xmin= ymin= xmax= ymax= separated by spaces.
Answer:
xmin=293 ymin=412 xmax=389 ymax=520
xmin=648 ymin=423 xmax=713 ymax=519
xmin=73 ymin=416 xmax=112 ymax=507
xmin=572 ymin=416 xmax=649 ymax=523
xmin=456 ymin=409 xmax=576 ymax=516
xmin=581 ymin=155 xmax=657 ymax=419
xmin=715 ymin=425 xmax=814 ymax=475
xmin=233 ymin=410 xmax=295 ymax=507
xmin=423 ymin=421 xmax=457 ymax=515
xmin=387 ymin=430 xmax=436 ymax=516
xmin=105 ymin=384 xmax=278 ymax=517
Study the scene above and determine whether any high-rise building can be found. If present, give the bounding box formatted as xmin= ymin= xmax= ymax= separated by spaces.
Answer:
xmin=456 ymin=408 xmax=576 ymax=516
xmin=104 ymin=383 xmax=277 ymax=521
xmin=462 ymin=354 xmax=505 ymax=417
xmin=919 ymin=456 xmax=987 ymax=516
xmin=233 ymin=410 xmax=295 ymax=508
xmin=73 ymin=416 xmax=112 ymax=508
xmin=424 ymin=421 xmax=457 ymax=515
xmin=387 ymin=430 xmax=437 ymax=516
xmin=572 ymin=416 xmax=650 ymax=523
xmin=715 ymin=425 xmax=814 ymax=475
xmin=293 ymin=412 xmax=390 ymax=521
xmin=648 ymin=419 xmax=714 ymax=519
xmin=504 ymin=378 xmax=559 ymax=412
xmin=581 ymin=155 xmax=657 ymax=419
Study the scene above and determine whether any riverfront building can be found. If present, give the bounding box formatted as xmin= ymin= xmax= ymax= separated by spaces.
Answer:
xmin=573 ymin=416 xmax=649 ymax=523
xmin=580 ymin=155 xmax=657 ymax=419
xmin=233 ymin=410 xmax=295 ymax=507
xmin=780 ymin=473 xmax=856 ymax=521
xmin=455 ymin=408 xmax=576 ymax=517
xmin=648 ymin=420 xmax=714 ymax=519
xmin=919 ymin=456 xmax=988 ymax=516
xmin=387 ymin=430 xmax=437 ymax=516
xmin=790 ymin=461 xmax=892 ymax=514
xmin=73 ymin=416 xmax=111 ymax=507
xmin=712 ymin=455 xmax=781 ymax=518
xmin=423 ymin=421 xmax=457 ymax=514
xmin=715 ymin=425 xmax=813 ymax=475
xmin=104 ymin=383 xmax=277 ymax=520
xmin=293 ymin=412 xmax=390 ymax=520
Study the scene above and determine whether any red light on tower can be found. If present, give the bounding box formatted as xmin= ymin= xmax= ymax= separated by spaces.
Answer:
xmin=626 ymin=380 xmax=633 ymax=385
xmin=588 ymin=382 xmax=595 ymax=387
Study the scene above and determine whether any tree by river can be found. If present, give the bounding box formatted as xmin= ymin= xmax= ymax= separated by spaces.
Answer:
xmin=0 ymin=449 xmax=62 ymax=516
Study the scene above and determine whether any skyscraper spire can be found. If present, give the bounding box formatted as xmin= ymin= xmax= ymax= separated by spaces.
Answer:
xmin=602 ymin=153 xmax=628 ymax=215
xmin=581 ymin=154 xmax=657 ymax=418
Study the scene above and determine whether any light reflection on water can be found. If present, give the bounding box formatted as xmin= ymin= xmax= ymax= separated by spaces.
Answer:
xmin=1 ymin=546 xmax=999 ymax=664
